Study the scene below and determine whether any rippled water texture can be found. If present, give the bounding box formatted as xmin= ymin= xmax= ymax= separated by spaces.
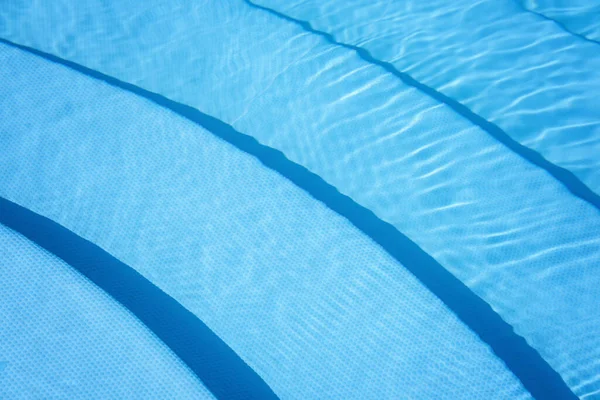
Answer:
xmin=0 ymin=43 xmax=532 ymax=399
xmin=521 ymin=0 xmax=600 ymax=42
xmin=0 ymin=224 xmax=214 ymax=399
xmin=1 ymin=0 xmax=599 ymax=398
xmin=252 ymin=0 xmax=600 ymax=193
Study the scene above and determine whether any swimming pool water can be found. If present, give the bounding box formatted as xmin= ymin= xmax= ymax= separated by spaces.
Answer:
xmin=1 ymin=1 xmax=599 ymax=399
xmin=0 ymin=224 xmax=214 ymax=399
xmin=0 ymin=44 xmax=532 ymax=399
xmin=520 ymin=0 xmax=600 ymax=42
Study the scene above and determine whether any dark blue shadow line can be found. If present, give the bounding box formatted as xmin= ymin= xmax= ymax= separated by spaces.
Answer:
xmin=0 ymin=38 xmax=576 ymax=400
xmin=0 ymin=197 xmax=279 ymax=400
xmin=243 ymin=0 xmax=600 ymax=214
xmin=514 ymin=1 xmax=600 ymax=46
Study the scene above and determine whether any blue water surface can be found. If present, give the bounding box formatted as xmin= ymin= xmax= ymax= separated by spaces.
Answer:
xmin=1 ymin=0 xmax=599 ymax=398
xmin=0 ymin=224 xmax=214 ymax=399
xmin=0 ymin=42 xmax=533 ymax=399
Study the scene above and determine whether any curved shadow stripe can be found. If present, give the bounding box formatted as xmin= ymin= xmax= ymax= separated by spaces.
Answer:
xmin=0 ymin=197 xmax=279 ymax=400
xmin=243 ymin=0 xmax=600 ymax=214
xmin=514 ymin=0 xmax=600 ymax=46
xmin=0 ymin=38 xmax=576 ymax=399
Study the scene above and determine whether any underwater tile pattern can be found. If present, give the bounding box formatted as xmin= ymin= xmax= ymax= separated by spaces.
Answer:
xmin=1 ymin=0 xmax=599 ymax=398
xmin=0 ymin=43 xmax=532 ymax=399
xmin=0 ymin=224 xmax=214 ymax=400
